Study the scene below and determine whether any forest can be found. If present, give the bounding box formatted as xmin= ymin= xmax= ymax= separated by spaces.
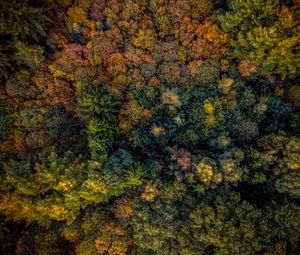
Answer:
xmin=0 ymin=0 xmax=299 ymax=254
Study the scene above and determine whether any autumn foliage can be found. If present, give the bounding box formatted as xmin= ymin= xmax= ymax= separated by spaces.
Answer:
xmin=0 ymin=0 xmax=299 ymax=255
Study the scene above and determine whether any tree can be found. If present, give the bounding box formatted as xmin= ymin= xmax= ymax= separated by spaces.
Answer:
xmin=14 ymin=42 xmax=45 ymax=71
xmin=276 ymin=171 xmax=300 ymax=197
xmin=114 ymin=196 xmax=134 ymax=219
xmin=194 ymin=158 xmax=222 ymax=188
xmin=288 ymin=84 xmax=300 ymax=109
xmin=132 ymin=29 xmax=156 ymax=50
xmin=236 ymin=118 xmax=259 ymax=142
xmin=189 ymin=0 xmax=213 ymax=22
xmin=189 ymin=60 xmax=220 ymax=85
xmin=87 ymin=118 xmax=115 ymax=154
xmin=131 ymin=199 xmax=182 ymax=254
xmin=218 ymin=0 xmax=300 ymax=80
xmin=48 ymin=44 xmax=91 ymax=81
xmin=44 ymin=104 xmax=79 ymax=141
xmin=76 ymin=82 xmax=120 ymax=156
xmin=0 ymin=0 xmax=50 ymax=81
xmin=189 ymin=189 xmax=270 ymax=255
xmin=76 ymin=82 xmax=119 ymax=121
xmin=94 ymin=223 xmax=130 ymax=255
xmin=257 ymin=133 xmax=300 ymax=198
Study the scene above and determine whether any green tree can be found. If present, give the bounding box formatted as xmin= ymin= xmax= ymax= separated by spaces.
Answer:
xmin=218 ymin=0 xmax=300 ymax=80
xmin=0 ymin=0 xmax=50 ymax=80
xmin=76 ymin=82 xmax=119 ymax=121
xmin=189 ymin=189 xmax=271 ymax=255
xmin=131 ymin=199 xmax=183 ymax=254
xmin=76 ymin=82 xmax=120 ymax=157
xmin=14 ymin=42 xmax=45 ymax=71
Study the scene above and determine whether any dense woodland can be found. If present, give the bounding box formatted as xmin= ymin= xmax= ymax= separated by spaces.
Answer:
xmin=0 ymin=0 xmax=299 ymax=254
